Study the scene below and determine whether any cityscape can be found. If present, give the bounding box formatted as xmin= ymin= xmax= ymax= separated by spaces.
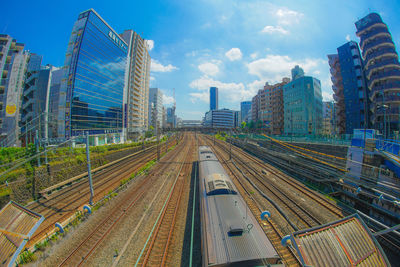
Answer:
xmin=0 ymin=1 xmax=400 ymax=266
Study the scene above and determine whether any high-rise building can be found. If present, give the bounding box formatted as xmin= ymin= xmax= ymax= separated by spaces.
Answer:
xmin=21 ymin=58 xmax=56 ymax=144
xmin=167 ymin=107 xmax=176 ymax=128
xmin=210 ymin=87 xmax=218 ymax=110
xmin=322 ymin=101 xmax=336 ymax=135
xmin=328 ymin=41 xmax=369 ymax=135
xmin=162 ymin=106 xmax=167 ymax=128
xmin=120 ymin=30 xmax=151 ymax=138
xmin=148 ymin=88 xmax=163 ymax=131
xmin=356 ymin=13 xmax=400 ymax=137
xmin=328 ymin=54 xmax=346 ymax=134
xmin=0 ymin=34 xmax=29 ymax=146
xmin=283 ymin=65 xmax=323 ymax=135
xmin=204 ymin=109 xmax=235 ymax=128
xmin=264 ymin=78 xmax=290 ymax=135
xmin=59 ymin=9 xmax=128 ymax=144
xmin=251 ymin=93 xmax=260 ymax=123
xmin=48 ymin=67 xmax=64 ymax=139
xmin=240 ymin=101 xmax=251 ymax=123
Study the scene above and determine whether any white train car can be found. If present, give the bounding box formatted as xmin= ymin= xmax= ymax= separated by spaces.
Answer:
xmin=198 ymin=146 xmax=280 ymax=266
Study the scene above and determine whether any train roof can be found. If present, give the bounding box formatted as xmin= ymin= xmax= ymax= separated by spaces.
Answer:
xmin=198 ymin=146 xmax=218 ymax=161
xmin=203 ymin=194 xmax=279 ymax=265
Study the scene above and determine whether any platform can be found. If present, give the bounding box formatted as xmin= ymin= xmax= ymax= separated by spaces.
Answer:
xmin=288 ymin=214 xmax=390 ymax=266
xmin=0 ymin=201 xmax=44 ymax=267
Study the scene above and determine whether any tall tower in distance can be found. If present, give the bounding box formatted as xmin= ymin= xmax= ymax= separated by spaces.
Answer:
xmin=355 ymin=12 xmax=400 ymax=137
xmin=210 ymin=87 xmax=218 ymax=111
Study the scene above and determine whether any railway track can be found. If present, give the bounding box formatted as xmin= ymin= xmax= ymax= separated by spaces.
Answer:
xmin=135 ymin=135 xmax=194 ymax=267
xmin=57 ymin=136 xmax=186 ymax=266
xmin=233 ymin=139 xmax=343 ymax=217
xmin=27 ymin=139 xmax=177 ymax=247
xmin=207 ymin=137 xmax=322 ymax=229
xmin=198 ymin=137 xmax=300 ymax=266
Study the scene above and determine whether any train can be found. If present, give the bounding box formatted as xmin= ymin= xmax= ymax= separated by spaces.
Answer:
xmin=198 ymin=146 xmax=281 ymax=267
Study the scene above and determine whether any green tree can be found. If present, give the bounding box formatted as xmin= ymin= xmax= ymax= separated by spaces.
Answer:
xmin=241 ymin=121 xmax=246 ymax=129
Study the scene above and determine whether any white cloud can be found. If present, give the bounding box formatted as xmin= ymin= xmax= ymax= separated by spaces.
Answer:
xmin=247 ymin=54 xmax=326 ymax=83
xmin=275 ymin=7 xmax=304 ymax=25
xmin=150 ymin=76 xmax=155 ymax=81
xmin=261 ymin=25 xmax=289 ymax=35
xmin=189 ymin=75 xmax=259 ymax=104
xmin=162 ymin=94 xmax=175 ymax=105
xmin=250 ymin=52 xmax=258 ymax=59
xmin=225 ymin=48 xmax=242 ymax=61
xmin=151 ymin=59 xmax=178 ymax=72
xmin=198 ymin=62 xmax=220 ymax=76
xmin=322 ymin=91 xmax=333 ymax=101
xmin=346 ymin=34 xmax=351 ymax=41
xmin=146 ymin=40 xmax=154 ymax=51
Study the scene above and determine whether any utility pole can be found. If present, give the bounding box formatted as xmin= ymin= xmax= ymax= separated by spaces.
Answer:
xmin=229 ymin=136 xmax=232 ymax=160
xmin=35 ymin=130 xmax=41 ymax=167
xmin=290 ymin=110 xmax=293 ymax=143
xmin=85 ymin=133 xmax=94 ymax=205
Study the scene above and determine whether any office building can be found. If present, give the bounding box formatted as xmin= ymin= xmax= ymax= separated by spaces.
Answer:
xmin=283 ymin=65 xmax=323 ymax=135
xmin=59 ymin=9 xmax=128 ymax=144
xmin=0 ymin=34 xmax=29 ymax=146
xmin=210 ymin=87 xmax=218 ymax=110
xmin=328 ymin=41 xmax=369 ymax=135
xmin=162 ymin=106 xmax=167 ymax=128
xmin=322 ymin=101 xmax=336 ymax=136
xmin=120 ymin=30 xmax=151 ymax=138
xmin=356 ymin=13 xmax=400 ymax=137
xmin=166 ymin=106 xmax=176 ymax=128
xmin=204 ymin=109 xmax=235 ymax=128
xmin=148 ymin=88 xmax=163 ymax=131
xmin=240 ymin=101 xmax=251 ymax=123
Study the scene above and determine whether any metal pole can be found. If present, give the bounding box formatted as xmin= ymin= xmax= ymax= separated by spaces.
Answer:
xmin=229 ymin=138 xmax=232 ymax=160
xmin=35 ymin=130 xmax=41 ymax=167
xmin=157 ymin=125 xmax=160 ymax=161
xmin=86 ymin=133 xmax=94 ymax=205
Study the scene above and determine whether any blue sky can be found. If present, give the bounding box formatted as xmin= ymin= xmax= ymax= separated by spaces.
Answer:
xmin=1 ymin=0 xmax=400 ymax=120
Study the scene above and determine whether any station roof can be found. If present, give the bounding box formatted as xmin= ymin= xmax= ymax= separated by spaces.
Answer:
xmin=289 ymin=214 xmax=389 ymax=267
xmin=0 ymin=201 xmax=44 ymax=267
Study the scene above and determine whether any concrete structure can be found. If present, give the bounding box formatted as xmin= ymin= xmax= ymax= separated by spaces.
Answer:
xmin=210 ymin=87 xmax=218 ymax=110
xmin=240 ymin=101 xmax=251 ymax=124
xmin=322 ymin=101 xmax=336 ymax=136
xmin=328 ymin=54 xmax=346 ymax=134
xmin=356 ymin=13 xmax=400 ymax=137
xmin=148 ymin=88 xmax=163 ymax=131
xmin=21 ymin=59 xmax=56 ymax=145
xmin=234 ymin=110 xmax=240 ymax=128
xmin=264 ymin=78 xmax=290 ymax=135
xmin=48 ymin=67 xmax=64 ymax=139
xmin=59 ymin=9 xmax=128 ymax=144
xmin=204 ymin=109 xmax=235 ymax=128
xmin=0 ymin=34 xmax=29 ymax=146
xmin=162 ymin=105 xmax=167 ymax=128
xmin=283 ymin=65 xmax=323 ymax=135
xmin=251 ymin=93 xmax=259 ymax=123
xmin=180 ymin=120 xmax=202 ymax=127
xmin=120 ymin=30 xmax=151 ymax=138
xmin=329 ymin=41 xmax=369 ymax=135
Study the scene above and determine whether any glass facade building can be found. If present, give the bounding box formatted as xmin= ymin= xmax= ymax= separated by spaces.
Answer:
xmin=204 ymin=109 xmax=235 ymax=128
xmin=283 ymin=66 xmax=323 ymax=135
xmin=210 ymin=87 xmax=218 ymax=111
xmin=60 ymin=9 xmax=128 ymax=139
xmin=240 ymin=101 xmax=251 ymax=123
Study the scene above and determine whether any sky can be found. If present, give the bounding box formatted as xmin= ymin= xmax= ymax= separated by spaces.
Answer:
xmin=1 ymin=0 xmax=400 ymax=120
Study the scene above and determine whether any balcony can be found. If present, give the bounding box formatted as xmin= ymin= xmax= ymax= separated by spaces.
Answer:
xmin=365 ymin=47 xmax=398 ymax=65
xmin=362 ymin=36 xmax=393 ymax=53
xmin=363 ymin=41 xmax=395 ymax=59
xmin=369 ymin=69 xmax=400 ymax=86
xmin=367 ymin=58 xmax=400 ymax=79
xmin=359 ymin=26 xmax=390 ymax=46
